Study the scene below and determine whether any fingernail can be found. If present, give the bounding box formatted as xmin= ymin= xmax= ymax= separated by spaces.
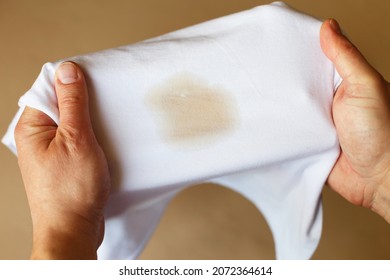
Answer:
xmin=57 ymin=62 xmax=78 ymax=84
xmin=329 ymin=19 xmax=342 ymax=35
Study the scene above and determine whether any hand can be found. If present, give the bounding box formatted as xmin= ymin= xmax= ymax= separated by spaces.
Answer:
xmin=321 ymin=19 xmax=390 ymax=223
xmin=15 ymin=62 xmax=111 ymax=259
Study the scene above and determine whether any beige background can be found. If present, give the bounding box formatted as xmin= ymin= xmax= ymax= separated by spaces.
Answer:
xmin=0 ymin=0 xmax=389 ymax=259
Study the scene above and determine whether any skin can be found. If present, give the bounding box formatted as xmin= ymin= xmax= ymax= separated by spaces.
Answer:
xmin=321 ymin=19 xmax=390 ymax=223
xmin=15 ymin=62 xmax=110 ymax=259
xmin=13 ymin=19 xmax=390 ymax=259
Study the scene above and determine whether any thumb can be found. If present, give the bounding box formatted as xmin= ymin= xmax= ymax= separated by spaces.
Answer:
xmin=55 ymin=61 xmax=92 ymax=133
xmin=320 ymin=19 xmax=381 ymax=86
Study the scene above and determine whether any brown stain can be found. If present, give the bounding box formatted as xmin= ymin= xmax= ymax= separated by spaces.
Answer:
xmin=145 ymin=72 xmax=239 ymax=147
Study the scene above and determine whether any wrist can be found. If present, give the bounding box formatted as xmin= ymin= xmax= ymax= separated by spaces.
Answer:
xmin=371 ymin=175 xmax=390 ymax=224
xmin=30 ymin=213 xmax=102 ymax=260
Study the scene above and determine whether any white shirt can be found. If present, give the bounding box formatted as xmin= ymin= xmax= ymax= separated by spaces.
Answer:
xmin=2 ymin=2 xmax=341 ymax=259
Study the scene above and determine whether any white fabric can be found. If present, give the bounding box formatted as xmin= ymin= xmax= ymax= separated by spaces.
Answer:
xmin=2 ymin=2 xmax=341 ymax=259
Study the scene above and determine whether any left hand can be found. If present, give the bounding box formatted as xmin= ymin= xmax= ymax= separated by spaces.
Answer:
xmin=15 ymin=61 xmax=111 ymax=259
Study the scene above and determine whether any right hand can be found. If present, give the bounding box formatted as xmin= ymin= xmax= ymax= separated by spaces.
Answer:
xmin=321 ymin=19 xmax=390 ymax=223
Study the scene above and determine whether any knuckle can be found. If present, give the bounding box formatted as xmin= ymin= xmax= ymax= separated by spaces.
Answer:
xmin=57 ymin=126 xmax=91 ymax=154
xmin=365 ymin=72 xmax=387 ymax=91
xmin=14 ymin=120 xmax=25 ymax=139
xmin=14 ymin=115 xmax=31 ymax=143
xmin=58 ymin=127 xmax=81 ymax=149
xmin=59 ymin=90 xmax=85 ymax=108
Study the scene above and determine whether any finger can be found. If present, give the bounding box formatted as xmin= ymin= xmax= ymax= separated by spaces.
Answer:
xmin=320 ymin=19 xmax=381 ymax=86
xmin=55 ymin=61 xmax=91 ymax=132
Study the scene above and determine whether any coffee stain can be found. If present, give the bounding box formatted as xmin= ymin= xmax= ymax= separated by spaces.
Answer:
xmin=145 ymin=72 xmax=239 ymax=147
